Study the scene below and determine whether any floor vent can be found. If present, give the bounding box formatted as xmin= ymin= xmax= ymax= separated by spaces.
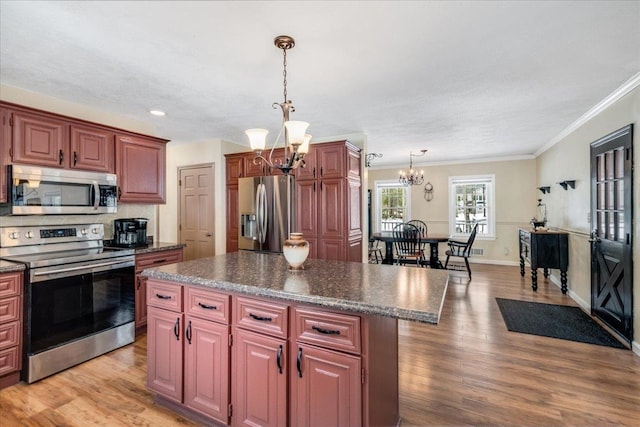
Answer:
xmin=470 ymin=248 xmax=484 ymax=256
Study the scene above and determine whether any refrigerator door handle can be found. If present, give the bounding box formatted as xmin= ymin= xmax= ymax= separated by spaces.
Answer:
xmin=257 ymin=183 xmax=267 ymax=245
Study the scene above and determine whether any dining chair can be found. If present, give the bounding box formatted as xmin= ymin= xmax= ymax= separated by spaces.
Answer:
xmin=392 ymin=223 xmax=425 ymax=267
xmin=368 ymin=238 xmax=383 ymax=264
xmin=444 ymin=222 xmax=478 ymax=278
xmin=406 ymin=220 xmax=428 ymax=266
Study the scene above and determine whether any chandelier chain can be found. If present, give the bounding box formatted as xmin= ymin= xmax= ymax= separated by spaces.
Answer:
xmin=282 ymin=47 xmax=288 ymax=103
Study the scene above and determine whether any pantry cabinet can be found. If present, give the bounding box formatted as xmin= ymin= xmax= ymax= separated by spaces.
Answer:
xmin=295 ymin=140 xmax=362 ymax=262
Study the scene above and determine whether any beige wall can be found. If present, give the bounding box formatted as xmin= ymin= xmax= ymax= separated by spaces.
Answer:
xmin=159 ymin=140 xmax=246 ymax=256
xmin=0 ymin=84 xmax=159 ymax=238
xmin=367 ymin=158 xmax=537 ymax=265
xmin=536 ymin=86 xmax=640 ymax=352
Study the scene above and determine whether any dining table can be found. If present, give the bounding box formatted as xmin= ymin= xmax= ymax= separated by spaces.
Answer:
xmin=372 ymin=231 xmax=450 ymax=268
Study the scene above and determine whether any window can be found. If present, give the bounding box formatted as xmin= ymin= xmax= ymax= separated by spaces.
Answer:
xmin=375 ymin=181 xmax=410 ymax=232
xmin=449 ymin=175 xmax=495 ymax=238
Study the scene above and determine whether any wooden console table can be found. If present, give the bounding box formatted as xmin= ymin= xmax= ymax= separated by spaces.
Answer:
xmin=518 ymin=228 xmax=569 ymax=294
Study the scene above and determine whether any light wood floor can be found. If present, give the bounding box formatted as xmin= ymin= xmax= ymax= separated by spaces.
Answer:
xmin=1 ymin=264 xmax=639 ymax=426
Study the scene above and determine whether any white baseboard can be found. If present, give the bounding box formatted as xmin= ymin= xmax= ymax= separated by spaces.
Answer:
xmin=633 ymin=341 xmax=640 ymax=357
xmin=468 ymin=258 xmax=520 ymax=267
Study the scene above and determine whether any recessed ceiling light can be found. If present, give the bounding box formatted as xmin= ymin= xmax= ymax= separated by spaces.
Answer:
xmin=149 ymin=110 xmax=166 ymax=116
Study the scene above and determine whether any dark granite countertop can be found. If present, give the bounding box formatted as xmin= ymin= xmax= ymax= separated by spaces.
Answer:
xmin=0 ymin=259 xmax=26 ymax=274
xmin=134 ymin=242 xmax=185 ymax=255
xmin=142 ymin=251 xmax=449 ymax=324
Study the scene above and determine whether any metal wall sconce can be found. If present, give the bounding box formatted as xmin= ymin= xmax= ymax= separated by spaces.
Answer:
xmin=538 ymin=186 xmax=551 ymax=194
xmin=557 ymin=180 xmax=576 ymax=190
xmin=365 ymin=153 xmax=383 ymax=168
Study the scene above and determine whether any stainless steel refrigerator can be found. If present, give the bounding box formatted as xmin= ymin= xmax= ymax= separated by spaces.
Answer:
xmin=238 ymin=175 xmax=295 ymax=252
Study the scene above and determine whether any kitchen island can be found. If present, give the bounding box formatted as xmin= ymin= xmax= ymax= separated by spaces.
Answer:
xmin=142 ymin=251 xmax=449 ymax=426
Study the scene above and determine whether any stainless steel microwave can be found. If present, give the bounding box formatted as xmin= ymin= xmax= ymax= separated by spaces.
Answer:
xmin=1 ymin=164 xmax=118 ymax=215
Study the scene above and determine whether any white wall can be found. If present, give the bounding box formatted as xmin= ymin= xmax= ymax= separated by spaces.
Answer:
xmin=367 ymin=158 xmax=537 ymax=265
xmin=536 ymin=86 xmax=640 ymax=352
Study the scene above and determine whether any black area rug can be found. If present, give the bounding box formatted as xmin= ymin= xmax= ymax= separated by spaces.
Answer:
xmin=495 ymin=298 xmax=627 ymax=349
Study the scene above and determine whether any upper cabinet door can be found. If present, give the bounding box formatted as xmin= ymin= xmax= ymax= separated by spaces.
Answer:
xmin=317 ymin=143 xmax=345 ymax=179
xmin=225 ymin=154 xmax=244 ymax=185
xmin=0 ymin=108 xmax=10 ymax=203
xmin=116 ymin=134 xmax=167 ymax=204
xmin=295 ymin=145 xmax=317 ymax=181
xmin=11 ymin=110 xmax=68 ymax=168
xmin=69 ymin=125 xmax=115 ymax=173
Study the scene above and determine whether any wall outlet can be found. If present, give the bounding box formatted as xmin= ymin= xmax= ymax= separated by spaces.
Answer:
xmin=503 ymin=246 xmax=510 ymax=256
xmin=587 ymin=212 xmax=591 ymax=223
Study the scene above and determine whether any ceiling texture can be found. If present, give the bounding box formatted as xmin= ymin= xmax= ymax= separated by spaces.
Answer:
xmin=1 ymin=1 xmax=639 ymax=168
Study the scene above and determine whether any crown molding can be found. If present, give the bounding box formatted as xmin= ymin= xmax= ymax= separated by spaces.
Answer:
xmin=367 ymin=154 xmax=535 ymax=170
xmin=535 ymin=72 xmax=640 ymax=157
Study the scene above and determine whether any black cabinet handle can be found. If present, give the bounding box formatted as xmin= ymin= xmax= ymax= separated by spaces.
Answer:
xmin=152 ymin=259 xmax=167 ymax=264
xmin=117 ymin=187 xmax=122 ymax=200
xmin=313 ymin=167 xmax=316 ymax=178
xmin=156 ymin=293 xmax=171 ymax=300
xmin=312 ymin=325 xmax=341 ymax=335
xmin=296 ymin=347 xmax=303 ymax=378
xmin=59 ymin=149 xmax=64 ymax=165
xmin=249 ymin=313 xmax=273 ymax=322
xmin=276 ymin=344 xmax=283 ymax=374
xmin=320 ymin=181 xmax=323 ymax=191
xmin=313 ymin=182 xmax=316 ymax=192
xmin=73 ymin=151 xmax=78 ymax=166
xmin=173 ymin=318 xmax=180 ymax=341
xmin=136 ymin=277 xmax=141 ymax=290
xmin=320 ymin=166 xmax=323 ymax=176
xmin=198 ymin=302 xmax=217 ymax=310
xmin=186 ymin=320 xmax=192 ymax=344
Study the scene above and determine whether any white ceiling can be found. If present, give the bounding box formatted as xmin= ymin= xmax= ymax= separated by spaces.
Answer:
xmin=1 ymin=1 xmax=639 ymax=168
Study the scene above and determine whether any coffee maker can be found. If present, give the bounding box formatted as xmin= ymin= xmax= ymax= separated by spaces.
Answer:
xmin=113 ymin=218 xmax=148 ymax=247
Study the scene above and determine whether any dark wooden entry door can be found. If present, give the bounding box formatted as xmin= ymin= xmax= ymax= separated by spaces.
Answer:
xmin=590 ymin=124 xmax=633 ymax=343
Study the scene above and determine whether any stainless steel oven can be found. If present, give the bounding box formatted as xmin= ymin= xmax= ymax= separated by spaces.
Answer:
xmin=1 ymin=164 xmax=118 ymax=215
xmin=0 ymin=224 xmax=135 ymax=383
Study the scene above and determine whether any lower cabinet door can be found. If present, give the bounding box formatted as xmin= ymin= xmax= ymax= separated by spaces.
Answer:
xmin=184 ymin=316 xmax=230 ymax=424
xmin=135 ymin=275 xmax=148 ymax=328
xmin=291 ymin=343 xmax=361 ymax=427
xmin=233 ymin=328 xmax=287 ymax=427
xmin=147 ymin=307 xmax=183 ymax=402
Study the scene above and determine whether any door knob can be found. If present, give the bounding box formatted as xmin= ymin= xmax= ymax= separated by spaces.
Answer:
xmin=206 ymin=232 xmax=213 ymax=237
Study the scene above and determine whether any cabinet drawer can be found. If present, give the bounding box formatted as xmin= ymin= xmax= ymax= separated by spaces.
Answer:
xmin=0 ymin=321 xmax=20 ymax=350
xmin=294 ymin=307 xmax=361 ymax=354
xmin=136 ymin=250 xmax=183 ymax=272
xmin=0 ymin=272 xmax=22 ymax=298
xmin=147 ymin=280 xmax=182 ymax=312
xmin=0 ymin=346 xmax=20 ymax=376
xmin=0 ymin=296 xmax=21 ymax=323
xmin=235 ymin=296 xmax=289 ymax=339
xmin=185 ymin=286 xmax=231 ymax=324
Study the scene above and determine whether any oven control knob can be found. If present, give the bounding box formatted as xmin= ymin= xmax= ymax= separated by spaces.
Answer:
xmin=81 ymin=228 xmax=88 ymax=235
xmin=25 ymin=231 xmax=34 ymax=239
xmin=8 ymin=232 xmax=19 ymax=239
xmin=91 ymin=228 xmax=100 ymax=235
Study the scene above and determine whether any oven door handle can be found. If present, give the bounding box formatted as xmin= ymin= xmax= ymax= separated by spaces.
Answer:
xmin=32 ymin=259 xmax=134 ymax=277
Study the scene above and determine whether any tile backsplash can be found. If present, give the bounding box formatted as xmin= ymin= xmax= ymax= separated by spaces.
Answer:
xmin=0 ymin=204 xmax=157 ymax=241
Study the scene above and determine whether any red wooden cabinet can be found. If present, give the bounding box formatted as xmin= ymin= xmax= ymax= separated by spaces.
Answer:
xmin=147 ymin=306 xmax=184 ymax=402
xmin=69 ymin=124 xmax=114 ymax=172
xmin=0 ymin=271 xmax=23 ymax=389
xmin=292 ymin=342 xmax=361 ymax=427
xmin=0 ymin=108 xmax=9 ymax=203
xmin=116 ymin=134 xmax=167 ymax=204
xmin=226 ymin=184 xmax=239 ymax=253
xmin=10 ymin=110 xmax=67 ymax=168
xmin=147 ymin=279 xmax=231 ymax=425
xmin=135 ymin=249 xmax=184 ymax=332
xmin=233 ymin=328 xmax=287 ymax=427
xmin=184 ymin=315 xmax=230 ymax=422
xmin=293 ymin=141 xmax=362 ymax=262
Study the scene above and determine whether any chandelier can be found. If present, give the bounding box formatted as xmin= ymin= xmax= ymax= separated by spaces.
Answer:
xmin=399 ymin=150 xmax=427 ymax=186
xmin=245 ymin=35 xmax=311 ymax=176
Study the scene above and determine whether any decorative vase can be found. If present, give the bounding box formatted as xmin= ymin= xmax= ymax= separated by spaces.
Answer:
xmin=283 ymin=233 xmax=310 ymax=271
